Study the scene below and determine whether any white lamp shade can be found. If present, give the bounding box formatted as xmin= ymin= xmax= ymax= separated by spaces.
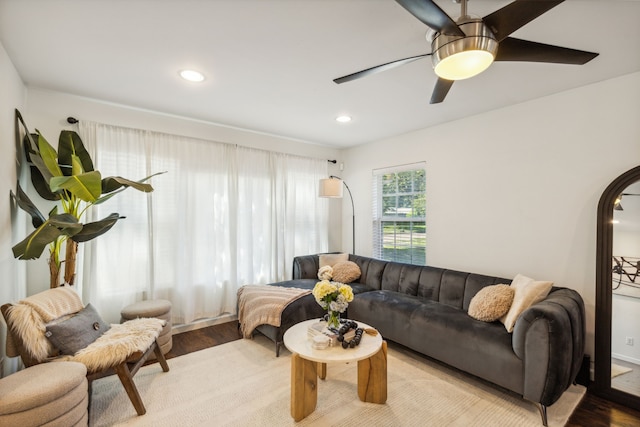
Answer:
xmin=319 ymin=178 xmax=343 ymax=198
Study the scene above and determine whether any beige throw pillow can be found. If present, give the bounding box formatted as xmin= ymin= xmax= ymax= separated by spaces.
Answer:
xmin=500 ymin=274 xmax=553 ymax=332
xmin=468 ymin=284 xmax=514 ymax=322
xmin=331 ymin=261 xmax=361 ymax=284
xmin=319 ymin=253 xmax=349 ymax=267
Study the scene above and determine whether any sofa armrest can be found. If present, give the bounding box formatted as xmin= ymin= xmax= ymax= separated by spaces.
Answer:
xmin=292 ymin=255 xmax=320 ymax=280
xmin=511 ymin=288 xmax=585 ymax=406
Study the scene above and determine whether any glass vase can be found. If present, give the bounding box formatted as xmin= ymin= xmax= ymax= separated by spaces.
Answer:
xmin=327 ymin=310 xmax=341 ymax=330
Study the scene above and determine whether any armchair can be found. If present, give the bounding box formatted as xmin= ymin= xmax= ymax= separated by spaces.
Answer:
xmin=1 ymin=287 xmax=170 ymax=416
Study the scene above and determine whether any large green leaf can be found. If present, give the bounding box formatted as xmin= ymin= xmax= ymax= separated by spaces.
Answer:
xmin=16 ymin=112 xmax=57 ymax=198
xmin=12 ymin=213 xmax=82 ymax=260
xmin=16 ymin=110 xmax=39 ymax=161
xmin=102 ymin=176 xmax=154 ymax=194
xmin=71 ymin=213 xmax=124 ymax=243
xmin=11 ymin=182 xmax=45 ymax=228
xmin=58 ymin=130 xmax=94 ymax=176
xmin=23 ymin=134 xmax=58 ymax=200
xmin=36 ymin=131 xmax=63 ymax=178
xmin=95 ymin=171 xmax=166 ymax=205
xmin=50 ymin=171 xmax=102 ymax=202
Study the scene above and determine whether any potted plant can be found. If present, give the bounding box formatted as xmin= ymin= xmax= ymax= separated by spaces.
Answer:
xmin=11 ymin=110 xmax=163 ymax=288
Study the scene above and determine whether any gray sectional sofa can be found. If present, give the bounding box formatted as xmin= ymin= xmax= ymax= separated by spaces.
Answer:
xmin=253 ymin=253 xmax=585 ymax=426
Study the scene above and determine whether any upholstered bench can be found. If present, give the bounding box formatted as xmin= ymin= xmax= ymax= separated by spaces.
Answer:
xmin=121 ymin=299 xmax=173 ymax=357
xmin=0 ymin=361 xmax=88 ymax=427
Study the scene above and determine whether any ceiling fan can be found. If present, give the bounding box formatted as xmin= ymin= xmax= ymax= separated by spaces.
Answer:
xmin=333 ymin=0 xmax=599 ymax=104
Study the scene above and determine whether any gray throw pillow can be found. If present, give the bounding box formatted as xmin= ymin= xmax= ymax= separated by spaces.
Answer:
xmin=45 ymin=303 xmax=110 ymax=355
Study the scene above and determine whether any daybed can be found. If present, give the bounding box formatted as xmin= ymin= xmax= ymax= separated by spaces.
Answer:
xmin=250 ymin=253 xmax=585 ymax=426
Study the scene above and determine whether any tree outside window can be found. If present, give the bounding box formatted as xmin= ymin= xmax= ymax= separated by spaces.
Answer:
xmin=373 ymin=166 xmax=426 ymax=265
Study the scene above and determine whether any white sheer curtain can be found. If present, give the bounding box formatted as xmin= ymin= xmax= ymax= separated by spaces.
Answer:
xmin=79 ymin=122 xmax=328 ymax=324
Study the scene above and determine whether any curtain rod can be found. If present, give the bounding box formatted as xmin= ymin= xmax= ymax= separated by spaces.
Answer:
xmin=327 ymin=159 xmax=336 ymax=164
xmin=67 ymin=117 xmax=78 ymax=124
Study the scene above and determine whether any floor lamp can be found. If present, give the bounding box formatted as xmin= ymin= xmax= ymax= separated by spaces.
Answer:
xmin=318 ymin=175 xmax=355 ymax=254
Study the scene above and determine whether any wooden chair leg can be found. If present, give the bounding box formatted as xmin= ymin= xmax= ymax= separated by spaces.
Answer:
xmin=114 ymin=362 xmax=146 ymax=415
xmin=153 ymin=339 xmax=170 ymax=372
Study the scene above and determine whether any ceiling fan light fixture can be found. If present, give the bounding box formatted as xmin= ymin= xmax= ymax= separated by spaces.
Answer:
xmin=432 ymin=20 xmax=497 ymax=81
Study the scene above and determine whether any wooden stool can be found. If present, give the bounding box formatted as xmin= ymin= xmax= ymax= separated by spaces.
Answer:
xmin=121 ymin=299 xmax=173 ymax=357
xmin=0 ymin=361 xmax=88 ymax=426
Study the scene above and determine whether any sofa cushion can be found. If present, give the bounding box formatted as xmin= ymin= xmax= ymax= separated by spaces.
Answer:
xmin=317 ymin=265 xmax=333 ymax=280
xmin=468 ymin=284 xmax=514 ymax=322
xmin=349 ymin=289 xmax=524 ymax=394
xmin=319 ymin=253 xmax=348 ymax=267
xmin=332 ymin=260 xmax=361 ymax=283
xmin=500 ymin=274 xmax=553 ymax=332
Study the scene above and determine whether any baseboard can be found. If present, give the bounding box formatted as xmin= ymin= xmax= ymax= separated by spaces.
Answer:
xmin=612 ymin=352 xmax=640 ymax=365
xmin=172 ymin=314 xmax=238 ymax=334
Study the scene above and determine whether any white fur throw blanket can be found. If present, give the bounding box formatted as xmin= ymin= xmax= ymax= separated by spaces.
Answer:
xmin=63 ymin=318 xmax=164 ymax=373
xmin=237 ymin=284 xmax=311 ymax=338
xmin=7 ymin=287 xmax=85 ymax=361
xmin=7 ymin=288 xmax=164 ymax=372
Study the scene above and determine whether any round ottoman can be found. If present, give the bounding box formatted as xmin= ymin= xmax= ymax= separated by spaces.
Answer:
xmin=121 ymin=299 xmax=173 ymax=357
xmin=0 ymin=361 xmax=88 ymax=427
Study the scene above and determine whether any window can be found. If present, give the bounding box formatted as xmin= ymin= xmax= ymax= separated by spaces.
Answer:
xmin=373 ymin=163 xmax=426 ymax=265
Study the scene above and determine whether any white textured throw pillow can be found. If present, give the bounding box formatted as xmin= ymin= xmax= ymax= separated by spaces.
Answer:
xmin=500 ymin=274 xmax=553 ymax=333
xmin=319 ymin=253 xmax=349 ymax=268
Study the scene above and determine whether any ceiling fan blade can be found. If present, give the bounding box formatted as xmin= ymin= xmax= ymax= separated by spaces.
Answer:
xmin=495 ymin=37 xmax=599 ymax=64
xmin=395 ymin=0 xmax=464 ymax=36
xmin=483 ymin=0 xmax=564 ymax=42
xmin=430 ymin=78 xmax=454 ymax=104
xmin=333 ymin=53 xmax=431 ymax=84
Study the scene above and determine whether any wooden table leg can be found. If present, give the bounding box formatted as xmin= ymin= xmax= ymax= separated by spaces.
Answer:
xmin=318 ymin=362 xmax=327 ymax=380
xmin=291 ymin=353 xmax=318 ymax=421
xmin=357 ymin=340 xmax=387 ymax=404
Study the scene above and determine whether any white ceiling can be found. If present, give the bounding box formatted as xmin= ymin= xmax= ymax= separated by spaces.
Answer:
xmin=1 ymin=0 xmax=639 ymax=148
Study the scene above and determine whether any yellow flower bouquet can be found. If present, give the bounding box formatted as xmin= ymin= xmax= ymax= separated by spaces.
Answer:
xmin=312 ymin=280 xmax=354 ymax=329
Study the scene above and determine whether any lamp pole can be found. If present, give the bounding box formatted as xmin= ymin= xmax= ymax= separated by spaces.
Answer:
xmin=330 ymin=175 xmax=355 ymax=254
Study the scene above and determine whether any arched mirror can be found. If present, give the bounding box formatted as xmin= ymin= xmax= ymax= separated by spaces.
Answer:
xmin=594 ymin=165 xmax=640 ymax=408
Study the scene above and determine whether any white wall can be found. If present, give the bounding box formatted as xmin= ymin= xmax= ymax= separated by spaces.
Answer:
xmin=342 ymin=71 xmax=640 ymax=360
xmin=0 ymin=41 xmax=27 ymax=377
xmin=23 ymin=88 xmax=343 ymax=295
xmin=612 ymin=295 xmax=640 ymax=364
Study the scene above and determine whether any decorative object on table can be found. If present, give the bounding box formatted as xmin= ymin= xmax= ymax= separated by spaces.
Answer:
xmin=307 ymin=319 xmax=356 ymax=347
xmin=312 ymin=280 xmax=354 ymax=329
xmin=10 ymin=110 xmax=165 ymax=288
xmin=336 ymin=320 xmax=364 ymax=349
xmin=318 ymin=175 xmax=355 ymax=253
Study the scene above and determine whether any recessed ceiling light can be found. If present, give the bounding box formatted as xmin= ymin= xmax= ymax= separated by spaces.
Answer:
xmin=336 ymin=115 xmax=352 ymax=123
xmin=179 ymin=69 xmax=205 ymax=82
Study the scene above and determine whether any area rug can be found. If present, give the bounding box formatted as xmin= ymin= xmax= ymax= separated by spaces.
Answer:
xmin=89 ymin=335 xmax=585 ymax=426
xmin=611 ymin=363 xmax=633 ymax=378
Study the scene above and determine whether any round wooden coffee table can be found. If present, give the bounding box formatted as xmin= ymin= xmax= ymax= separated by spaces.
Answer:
xmin=283 ymin=318 xmax=387 ymax=421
